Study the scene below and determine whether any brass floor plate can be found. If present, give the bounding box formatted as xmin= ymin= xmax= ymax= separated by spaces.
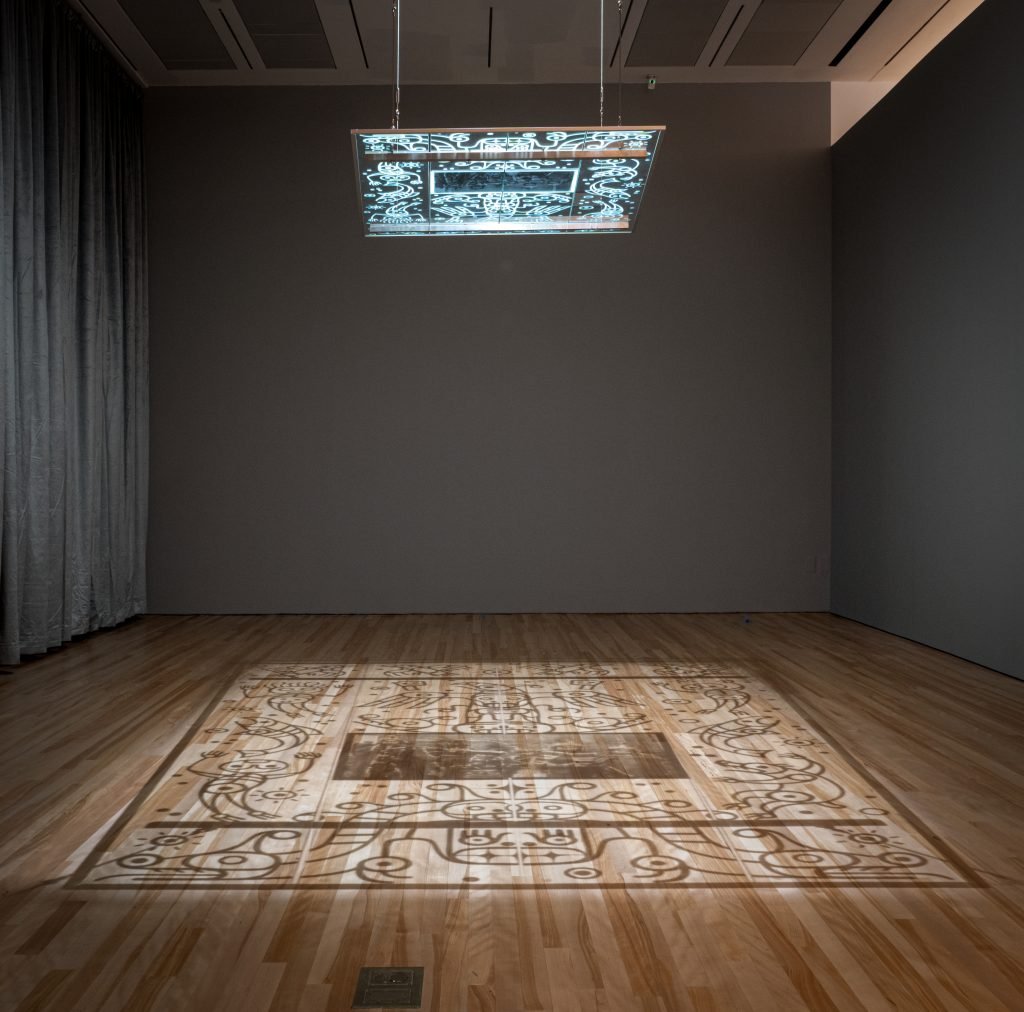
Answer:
xmin=352 ymin=966 xmax=423 ymax=1008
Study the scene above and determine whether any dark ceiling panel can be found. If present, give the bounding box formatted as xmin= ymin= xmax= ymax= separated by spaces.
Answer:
xmin=627 ymin=0 xmax=731 ymax=67
xmin=233 ymin=0 xmax=336 ymax=69
xmin=118 ymin=0 xmax=234 ymax=70
xmin=728 ymin=0 xmax=841 ymax=66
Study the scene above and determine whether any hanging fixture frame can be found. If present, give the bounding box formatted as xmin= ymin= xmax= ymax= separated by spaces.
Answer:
xmin=351 ymin=0 xmax=665 ymax=237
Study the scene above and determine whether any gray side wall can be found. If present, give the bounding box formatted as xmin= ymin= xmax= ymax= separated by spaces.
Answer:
xmin=832 ymin=0 xmax=1024 ymax=678
xmin=146 ymin=84 xmax=831 ymax=614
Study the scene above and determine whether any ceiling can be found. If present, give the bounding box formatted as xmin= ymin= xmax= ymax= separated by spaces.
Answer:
xmin=70 ymin=0 xmax=985 ymax=89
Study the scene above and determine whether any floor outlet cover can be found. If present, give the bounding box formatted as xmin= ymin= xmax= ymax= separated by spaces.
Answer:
xmin=352 ymin=966 xmax=424 ymax=1008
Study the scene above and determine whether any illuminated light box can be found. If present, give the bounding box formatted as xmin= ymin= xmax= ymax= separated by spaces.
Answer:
xmin=351 ymin=126 xmax=665 ymax=236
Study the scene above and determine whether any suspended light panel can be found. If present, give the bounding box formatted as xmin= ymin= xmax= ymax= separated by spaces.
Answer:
xmin=352 ymin=126 xmax=666 ymax=237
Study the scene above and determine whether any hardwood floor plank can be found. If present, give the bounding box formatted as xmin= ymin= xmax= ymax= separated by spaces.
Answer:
xmin=11 ymin=969 xmax=75 ymax=1012
xmin=0 ymin=613 xmax=1021 ymax=1011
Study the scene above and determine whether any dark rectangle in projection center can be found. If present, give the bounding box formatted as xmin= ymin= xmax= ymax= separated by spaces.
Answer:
xmin=334 ymin=732 xmax=689 ymax=781
xmin=432 ymin=170 xmax=577 ymax=194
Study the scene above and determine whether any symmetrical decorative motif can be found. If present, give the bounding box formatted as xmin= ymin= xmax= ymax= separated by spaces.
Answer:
xmin=352 ymin=128 xmax=664 ymax=235
xmin=71 ymin=662 xmax=970 ymax=888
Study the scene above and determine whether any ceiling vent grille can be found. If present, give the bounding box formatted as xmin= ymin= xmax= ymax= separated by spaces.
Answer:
xmin=830 ymin=0 xmax=893 ymax=66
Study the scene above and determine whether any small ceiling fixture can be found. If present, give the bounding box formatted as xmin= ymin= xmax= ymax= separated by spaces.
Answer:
xmin=352 ymin=0 xmax=665 ymax=237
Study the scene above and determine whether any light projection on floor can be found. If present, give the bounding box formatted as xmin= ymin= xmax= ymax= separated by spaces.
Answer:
xmin=70 ymin=662 xmax=972 ymax=889
xmin=351 ymin=127 xmax=665 ymax=236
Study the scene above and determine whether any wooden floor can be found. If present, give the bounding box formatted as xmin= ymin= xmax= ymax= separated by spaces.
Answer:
xmin=1 ymin=613 xmax=1022 ymax=1011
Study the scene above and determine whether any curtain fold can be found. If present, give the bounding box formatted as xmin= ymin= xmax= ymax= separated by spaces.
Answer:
xmin=1 ymin=0 xmax=148 ymax=664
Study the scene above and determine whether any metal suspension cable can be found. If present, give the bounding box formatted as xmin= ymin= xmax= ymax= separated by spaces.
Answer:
xmin=617 ymin=0 xmax=623 ymax=126
xmin=392 ymin=0 xmax=401 ymax=128
xmin=599 ymin=0 xmax=604 ymax=127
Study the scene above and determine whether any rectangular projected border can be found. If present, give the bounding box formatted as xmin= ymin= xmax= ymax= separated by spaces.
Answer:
xmin=351 ymin=126 xmax=665 ymax=237
xmin=70 ymin=662 xmax=977 ymax=889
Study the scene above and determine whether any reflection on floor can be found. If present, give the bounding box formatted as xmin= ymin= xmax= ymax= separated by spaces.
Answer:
xmin=74 ymin=661 xmax=968 ymax=889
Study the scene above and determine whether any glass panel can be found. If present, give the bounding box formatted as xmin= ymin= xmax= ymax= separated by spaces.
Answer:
xmin=352 ymin=126 xmax=665 ymax=236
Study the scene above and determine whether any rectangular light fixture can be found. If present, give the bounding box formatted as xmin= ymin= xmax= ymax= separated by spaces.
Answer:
xmin=352 ymin=126 xmax=666 ymax=237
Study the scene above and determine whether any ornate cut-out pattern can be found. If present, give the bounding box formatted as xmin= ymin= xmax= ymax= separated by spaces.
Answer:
xmin=353 ymin=129 xmax=662 ymax=235
xmin=71 ymin=662 xmax=968 ymax=888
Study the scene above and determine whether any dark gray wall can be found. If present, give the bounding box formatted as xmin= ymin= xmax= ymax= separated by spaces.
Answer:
xmin=146 ymin=84 xmax=831 ymax=614
xmin=832 ymin=0 xmax=1024 ymax=678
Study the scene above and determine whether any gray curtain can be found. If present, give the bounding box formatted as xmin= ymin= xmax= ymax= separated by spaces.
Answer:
xmin=1 ymin=0 xmax=148 ymax=664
